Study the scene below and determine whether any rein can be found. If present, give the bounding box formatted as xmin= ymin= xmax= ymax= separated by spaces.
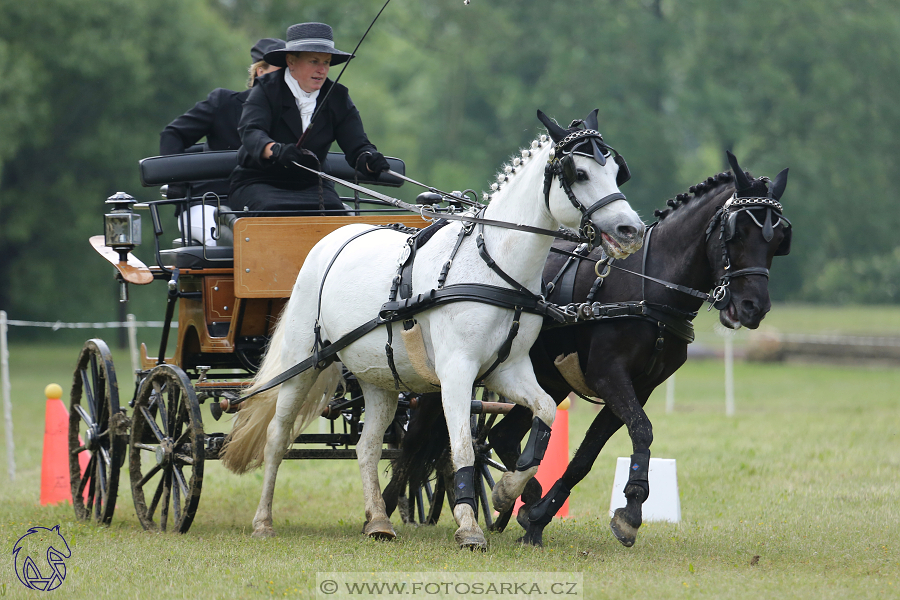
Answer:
xmin=292 ymin=161 xmax=587 ymax=243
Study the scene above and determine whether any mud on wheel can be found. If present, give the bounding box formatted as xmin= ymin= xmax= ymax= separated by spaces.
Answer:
xmin=129 ymin=364 xmax=205 ymax=533
xmin=69 ymin=339 xmax=128 ymax=525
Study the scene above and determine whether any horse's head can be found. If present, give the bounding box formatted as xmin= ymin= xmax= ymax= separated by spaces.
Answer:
xmin=708 ymin=151 xmax=791 ymax=329
xmin=538 ymin=109 xmax=644 ymax=258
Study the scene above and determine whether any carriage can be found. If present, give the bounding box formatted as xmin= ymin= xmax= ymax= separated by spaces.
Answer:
xmin=68 ymin=149 xmax=515 ymax=533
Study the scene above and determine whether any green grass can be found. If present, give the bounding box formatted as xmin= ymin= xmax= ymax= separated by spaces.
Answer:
xmin=0 ymin=341 xmax=898 ymax=599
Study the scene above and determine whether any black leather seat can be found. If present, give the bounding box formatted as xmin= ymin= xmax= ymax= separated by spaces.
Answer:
xmin=158 ymin=246 xmax=234 ymax=269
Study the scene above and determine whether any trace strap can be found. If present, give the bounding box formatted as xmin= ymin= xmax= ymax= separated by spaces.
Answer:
xmin=230 ymin=283 xmax=570 ymax=407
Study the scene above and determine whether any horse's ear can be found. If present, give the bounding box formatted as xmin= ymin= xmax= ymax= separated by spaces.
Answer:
xmin=726 ymin=150 xmax=753 ymax=193
xmin=537 ymin=110 xmax=568 ymax=144
xmin=769 ymin=168 xmax=789 ymax=201
xmin=584 ymin=108 xmax=600 ymax=132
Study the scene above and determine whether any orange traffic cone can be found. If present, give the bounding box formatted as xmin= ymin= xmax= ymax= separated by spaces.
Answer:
xmin=514 ymin=396 xmax=571 ymax=517
xmin=40 ymin=384 xmax=88 ymax=505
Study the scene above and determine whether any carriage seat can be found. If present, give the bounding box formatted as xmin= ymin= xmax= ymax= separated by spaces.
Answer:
xmin=139 ymin=150 xmax=406 ymax=190
xmin=158 ymin=245 xmax=234 ymax=269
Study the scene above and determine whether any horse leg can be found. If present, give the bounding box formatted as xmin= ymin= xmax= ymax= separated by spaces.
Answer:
xmin=356 ymin=383 xmax=399 ymax=539
xmin=519 ymin=406 xmax=625 ymax=546
xmin=485 ymin=360 xmax=557 ymax=516
xmin=601 ymin=384 xmax=653 ymax=548
xmin=484 ymin=404 xmax=538 ymax=532
xmin=251 ymin=374 xmax=316 ymax=538
xmin=433 ymin=360 xmax=486 ymax=550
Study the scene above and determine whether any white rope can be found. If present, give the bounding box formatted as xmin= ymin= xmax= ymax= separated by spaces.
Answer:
xmin=5 ymin=319 xmax=174 ymax=330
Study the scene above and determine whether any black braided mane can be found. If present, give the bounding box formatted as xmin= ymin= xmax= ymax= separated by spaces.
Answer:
xmin=654 ymin=170 xmax=755 ymax=220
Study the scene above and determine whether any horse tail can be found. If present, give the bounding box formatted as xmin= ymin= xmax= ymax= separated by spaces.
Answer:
xmin=219 ymin=309 xmax=342 ymax=475
xmin=384 ymin=393 xmax=449 ymax=516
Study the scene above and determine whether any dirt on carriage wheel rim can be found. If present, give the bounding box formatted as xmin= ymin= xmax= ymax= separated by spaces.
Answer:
xmin=68 ymin=338 xmax=126 ymax=526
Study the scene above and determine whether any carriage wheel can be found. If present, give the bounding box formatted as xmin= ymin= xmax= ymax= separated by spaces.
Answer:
xmin=407 ymin=412 xmax=506 ymax=528
xmin=129 ymin=364 xmax=205 ymax=533
xmin=69 ymin=339 xmax=127 ymax=525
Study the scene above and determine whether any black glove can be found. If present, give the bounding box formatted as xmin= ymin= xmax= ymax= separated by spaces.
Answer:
xmin=270 ymin=143 xmax=317 ymax=170
xmin=364 ymin=151 xmax=390 ymax=174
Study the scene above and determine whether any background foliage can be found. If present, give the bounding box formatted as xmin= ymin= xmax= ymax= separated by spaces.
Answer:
xmin=2 ymin=0 xmax=899 ymax=329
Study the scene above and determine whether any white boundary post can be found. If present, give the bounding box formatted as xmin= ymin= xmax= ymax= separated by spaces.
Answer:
xmin=126 ymin=314 xmax=139 ymax=375
xmin=665 ymin=374 xmax=675 ymax=414
xmin=0 ymin=311 xmax=15 ymax=481
xmin=724 ymin=332 xmax=735 ymax=417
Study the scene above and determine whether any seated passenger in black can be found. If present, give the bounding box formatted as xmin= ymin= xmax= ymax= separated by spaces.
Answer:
xmin=229 ymin=22 xmax=390 ymax=213
xmin=159 ymin=38 xmax=285 ymax=245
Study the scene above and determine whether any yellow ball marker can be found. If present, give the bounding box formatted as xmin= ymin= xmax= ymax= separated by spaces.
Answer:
xmin=44 ymin=383 xmax=64 ymax=400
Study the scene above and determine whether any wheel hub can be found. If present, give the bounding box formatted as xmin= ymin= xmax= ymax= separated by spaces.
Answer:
xmin=155 ymin=439 xmax=174 ymax=466
xmin=85 ymin=427 xmax=99 ymax=451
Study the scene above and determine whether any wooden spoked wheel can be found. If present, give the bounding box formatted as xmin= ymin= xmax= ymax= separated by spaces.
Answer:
xmin=129 ymin=365 xmax=205 ymax=533
xmin=406 ymin=412 xmax=507 ymax=529
xmin=69 ymin=339 xmax=127 ymax=525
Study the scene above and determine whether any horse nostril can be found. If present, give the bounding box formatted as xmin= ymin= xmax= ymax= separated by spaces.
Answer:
xmin=616 ymin=225 xmax=638 ymax=240
xmin=741 ymin=299 xmax=758 ymax=316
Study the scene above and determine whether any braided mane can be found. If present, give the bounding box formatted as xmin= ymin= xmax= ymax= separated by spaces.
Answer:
xmin=653 ymin=171 xmax=748 ymax=220
xmin=482 ymin=135 xmax=551 ymax=202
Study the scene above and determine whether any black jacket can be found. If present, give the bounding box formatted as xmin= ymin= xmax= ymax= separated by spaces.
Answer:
xmin=230 ymin=71 xmax=377 ymax=193
xmin=159 ymin=88 xmax=250 ymax=154
xmin=160 ymin=87 xmax=250 ymax=201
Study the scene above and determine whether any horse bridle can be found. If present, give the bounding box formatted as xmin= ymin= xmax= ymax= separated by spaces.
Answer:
xmin=705 ymin=193 xmax=792 ymax=310
xmin=543 ymin=128 xmax=631 ymax=247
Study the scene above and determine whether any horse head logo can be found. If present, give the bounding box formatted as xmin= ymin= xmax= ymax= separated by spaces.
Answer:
xmin=12 ymin=525 xmax=71 ymax=591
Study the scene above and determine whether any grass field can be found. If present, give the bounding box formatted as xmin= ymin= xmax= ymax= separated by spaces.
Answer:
xmin=0 ymin=327 xmax=898 ymax=598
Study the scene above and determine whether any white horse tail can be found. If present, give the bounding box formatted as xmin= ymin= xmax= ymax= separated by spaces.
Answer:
xmin=219 ymin=311 xmax=342 ymax=474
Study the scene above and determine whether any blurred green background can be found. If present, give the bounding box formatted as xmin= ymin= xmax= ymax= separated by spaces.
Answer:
xmin=3 ymin=0 xmax=900 ymax=334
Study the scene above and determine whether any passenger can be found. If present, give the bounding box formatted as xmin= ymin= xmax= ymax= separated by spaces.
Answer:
xmin=159 ymin=38 xmax=285 ymax=246
xmin=229 ymin=22 xmax=390 ymax=213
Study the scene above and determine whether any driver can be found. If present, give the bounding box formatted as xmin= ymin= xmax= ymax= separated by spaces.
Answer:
xmin=228 ymin=22 xmax=390 ymax=213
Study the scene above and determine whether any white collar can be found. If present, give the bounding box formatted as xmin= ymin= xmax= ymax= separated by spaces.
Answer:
xmin=284 ymin=69 xmax=320 ymax=131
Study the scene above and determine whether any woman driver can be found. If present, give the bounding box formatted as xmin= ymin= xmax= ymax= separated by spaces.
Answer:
xmin=229 ymin=22 xmax=390 ymax=213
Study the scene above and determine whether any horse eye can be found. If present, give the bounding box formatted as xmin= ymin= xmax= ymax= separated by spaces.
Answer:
xmin=575 ymin=169 xmax=588 ymax=182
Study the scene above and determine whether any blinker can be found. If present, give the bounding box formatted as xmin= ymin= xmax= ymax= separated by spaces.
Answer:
xmin=590 ymin=138 xmax=607 ymax=167
xmin=614 ymin=154 xmax=631 ymax=187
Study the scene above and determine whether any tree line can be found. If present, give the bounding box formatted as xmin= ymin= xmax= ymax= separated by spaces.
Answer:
xmin=1 ymin=0 xmax=898 ymax=331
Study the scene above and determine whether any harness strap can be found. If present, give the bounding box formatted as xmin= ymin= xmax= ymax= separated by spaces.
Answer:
xmin=232 ymin=283 xmax=570 ymax=408
xmin=233 ymin=315 xmax=385 ymax=406
xmin=478 ymin=305 xmax=523 ymax=383
xmin=475 ymin=223 xmax=538 ymax=297
xmin=640 ymin=223 xmax=656 ymax=301
xmin=438 ymin=223 xmax=473 ymax=289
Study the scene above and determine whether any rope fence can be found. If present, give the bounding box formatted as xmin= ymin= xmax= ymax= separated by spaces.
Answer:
xmin=0 ymin=310 xmax=177 ymax=481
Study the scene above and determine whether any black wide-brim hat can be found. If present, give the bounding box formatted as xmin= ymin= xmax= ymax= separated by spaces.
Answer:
xmin=264 ymin=22 xmax=354 ymax=67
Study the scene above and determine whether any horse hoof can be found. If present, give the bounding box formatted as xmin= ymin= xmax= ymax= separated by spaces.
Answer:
xmin=515 ymin=504 xmax=532 ymax=532
xmin=491 ymin=474 xmax=518 ymax=514
xmin=363 ymin=518 xmax=397 ymax=540
xmin=251 ymin=525 xmax=276 ymax=539
xmin=455 ymin=528 xmax=488 ymax=551
xmin=516 ymin=531 xmax=543 ymax=548
xmin=609 ymin=509 xmax=638 ymax=548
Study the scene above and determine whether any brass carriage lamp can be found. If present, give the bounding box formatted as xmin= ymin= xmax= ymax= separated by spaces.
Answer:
xmin=104 ymin=191 xmax=142 ymax=263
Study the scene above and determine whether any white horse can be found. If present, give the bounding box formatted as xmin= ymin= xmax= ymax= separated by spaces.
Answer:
xmin=220 ymin=110 xmax=645 ymax=549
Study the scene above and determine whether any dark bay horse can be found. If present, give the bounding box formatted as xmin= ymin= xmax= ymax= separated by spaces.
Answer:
xmin=384 ymin=151 xmax=792 ymax=547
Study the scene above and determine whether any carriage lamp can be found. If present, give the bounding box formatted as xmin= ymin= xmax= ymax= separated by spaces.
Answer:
xmin=104 ymin=191 xmax=142 ymax=263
